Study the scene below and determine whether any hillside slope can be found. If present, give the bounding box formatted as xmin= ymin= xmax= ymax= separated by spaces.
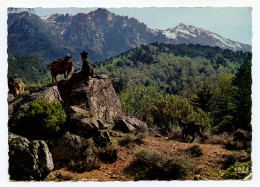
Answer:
xmin=45 ymin=135 xmax=251 ymax=181
xmin=8 ymin=55 xmax=49 ymax=83
xmin=94 ymin=43 xmax=251 ymax=95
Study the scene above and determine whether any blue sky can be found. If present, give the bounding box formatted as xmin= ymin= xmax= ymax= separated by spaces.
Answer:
xmin=34 ymin=7 xmax=252 ymax=45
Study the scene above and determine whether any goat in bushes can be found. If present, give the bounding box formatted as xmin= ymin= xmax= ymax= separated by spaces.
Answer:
xmin=48 ymin=54 xmax=74 ymax=83
xmin=177 ymin=118 xmax=204 ymax=143
xmin=8 ymin=75 xmax=25 ymax=96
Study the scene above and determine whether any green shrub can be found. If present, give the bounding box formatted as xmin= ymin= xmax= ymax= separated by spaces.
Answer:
xmin=129 ymin=148 xmax=193 ymax=180
xmin=133 ymin=149 xmax=165 ymax=168
xmin=72 ymin=110 xmax=94 ymax=119
xmin=221 ymin=161 xmax=251 ymax=179
xmin=165 ymin=154 xmax=194 ymax=180
xmin=119 ymin=134 xmax=137 ymax=147
xmin=168 ymin=128 xmax=183 ymax=141
xmin=97 ymin=144 xmax=119 ymax=164
xmin=119 ymin=133 xmax=146 ymax=148
xmin=135 ymin=132 xmax=147 ymax=144
xmin=185 ymin=145 xmax=203 ymax=157
xmin=225 ymin=140 xmax=244 ymax=150
xmin=68 ymin=156 xmax=101 ymax=173
xmin=22 ymin=98 xmax=66 ymax=138
xmin=221 ymin=154 xmax=236 ymax=170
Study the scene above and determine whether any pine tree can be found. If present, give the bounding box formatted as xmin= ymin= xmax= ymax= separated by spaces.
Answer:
xmin=232 ymin=62 xmax=252 ymax=131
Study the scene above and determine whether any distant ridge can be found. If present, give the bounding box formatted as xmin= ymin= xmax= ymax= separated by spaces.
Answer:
xmin=8 ymin=8 xmax=251 ymax=66
xmin=158 ymin=23 xmax=251 ymax=52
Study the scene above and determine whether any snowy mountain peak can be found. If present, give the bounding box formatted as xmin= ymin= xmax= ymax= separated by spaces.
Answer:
xmin=162 ymin=23 xmax=251 ymax=52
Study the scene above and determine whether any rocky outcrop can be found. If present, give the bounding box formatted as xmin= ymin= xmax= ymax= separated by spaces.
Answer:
xmin=58 ymin=74 xmax=123 ymax=123
xmin=9 ymin=133 xmax=54 ymax=181
xmin=8 ymin=75 xmax=123 ymax=137
xmin=8 ymin=85 xmax=63 ymax=139
xmin=113 ymin=116 xmax=148 ymax=133
xmin=7 ymin=73 xmax=125 ymax=180
xmin=8 ymin=85 xmax=62 ymax=119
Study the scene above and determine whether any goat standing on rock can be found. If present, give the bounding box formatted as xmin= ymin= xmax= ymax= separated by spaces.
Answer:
xmin=48 ymin=54 xmax=74 ymax=83
xmin=8 ymin=75 xmax=25 ymax=96
xmin=177 ymin=117 xmax=204 ymax=143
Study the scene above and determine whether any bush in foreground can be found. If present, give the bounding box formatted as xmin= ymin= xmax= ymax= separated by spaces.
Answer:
xmin=185 ymin=145 xmax=203 ymax=157
xmin=126 ymin=148 xmax=193 ymax=180
xmin=119 ymin=133 xmax=146 ymax=148
xmin=67 ymin=139 xmax=118 ymax=173
xmin=167 ymin=128 xmax=183 ymax=141
xmin=68 ymin=156 xmax=101 ymax=173
xmin=205 ymin=132 xmax=231 ymax=145
xmin=20 ymin=98 xmax=66 ymax=139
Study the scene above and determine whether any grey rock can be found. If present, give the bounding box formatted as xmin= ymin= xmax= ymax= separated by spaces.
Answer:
xmin=94 ymin=130 xmax=112 ymax=146
xmin=113 ymin=116 xmax=148 ymax=133
xmin=66 ymin=105 xmax=86 ymax=115
xmin=113 ymin=118 xmax=136 ymax=133
xmin=124 ymin=116 xmax=148 ymax=132
xmin=57 ymin=75 xmax=123 ymax=123
xmin=30 ymin=85 xmax=62 ymax=103
xmin=8 ymin=133 xmax=54 ymax=181
xmin=49 ymin=132 xmax=88 ymax=162
xmin=80 ymin=118 xmax=100 ymax=131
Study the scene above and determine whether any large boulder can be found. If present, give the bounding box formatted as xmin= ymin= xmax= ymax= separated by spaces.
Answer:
xmin=93 ymin=130 xmax=112 ymax=146
xmin=8 ymin=133 xmax=54 ymax=181
xmin=48 ymin=132 xmax=89 ymax=162
xmin=58 ymin=74 xmax=123 ymax=123
xmin=29 ymin=85 xmax=62 ymax=102
xmin=113 ymin=116 xmax=148 ymax=133
xmin=67 ymin=106 xmax=105 ymax=137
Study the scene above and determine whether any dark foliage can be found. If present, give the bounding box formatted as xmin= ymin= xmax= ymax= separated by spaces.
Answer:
xmin=16 ymin=98 xmax=66 ymax=140
xmin=67 ymin=156 xmax=101 ymax=173
xmin=231 ymin=62 xmax=252 ymax=131
xmin=97 ymin=147 xmax=118 ymax=164
xmin=95 ymin=43 xmax=251 ymax=95
xmin=221 ymin=154 xmax=236 ymax=170
xmin=185 ymin=145 xmax=203 ymax=157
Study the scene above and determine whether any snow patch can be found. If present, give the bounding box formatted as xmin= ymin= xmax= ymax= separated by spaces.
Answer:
xmin=163 ymin=30 xmax=177 ymax=39
xmin=61 ymin=29 xmax=66 ymax=35
xmin=41 ymin=15 xmax=52 ymax=20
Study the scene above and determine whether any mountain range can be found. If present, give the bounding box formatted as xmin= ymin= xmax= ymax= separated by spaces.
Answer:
xmin=159 ymin=23 xmax=251 ymax=52
xmin=8 ymin=8 xmax=251 ymax=66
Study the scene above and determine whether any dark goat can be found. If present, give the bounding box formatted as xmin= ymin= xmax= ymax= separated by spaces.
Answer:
xmin=177 ymin=118 xmax=204 ymax=143
xmin=48 ymin=54 xmax=74 ymax=82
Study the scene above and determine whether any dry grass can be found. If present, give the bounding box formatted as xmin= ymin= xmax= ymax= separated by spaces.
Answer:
xmin=168 ymin=128 xmax=182 ymax=141
xmin=204 ymin=132 xmax=231 ymax=145
xmin=124 ymin=148 xmax=194 ymax=180
xmin=185 ymin=144 xmax=203 ymax=157
xmin=45 ymin=135 xmax=249 ymax=181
